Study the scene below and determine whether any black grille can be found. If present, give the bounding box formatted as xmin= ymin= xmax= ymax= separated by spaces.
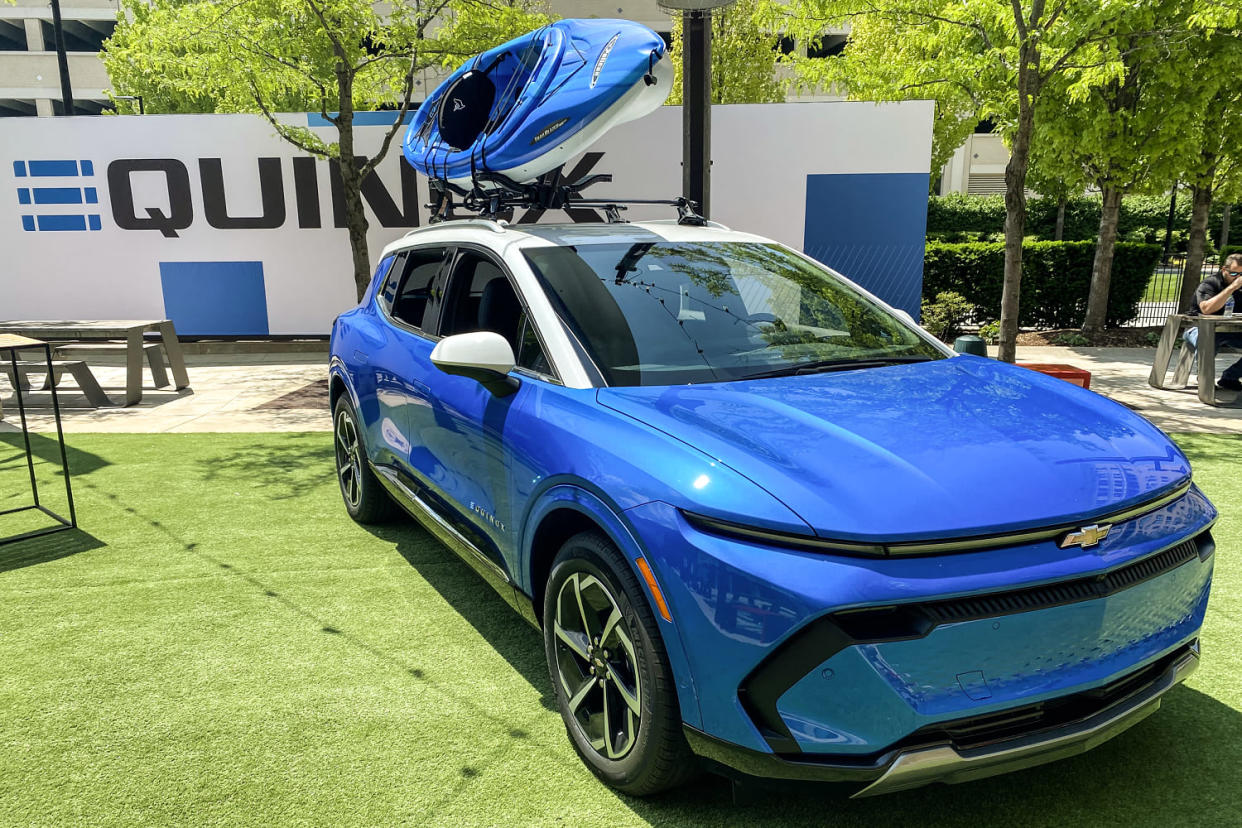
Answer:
xmin=922 ymin=536 xmax=1204 ymax=626
xmin=833 ymin=533 xmax=1209 ymax=640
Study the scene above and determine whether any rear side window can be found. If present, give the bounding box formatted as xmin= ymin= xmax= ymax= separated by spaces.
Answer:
xmin=380 ymin=247 xmax=448 ymax=331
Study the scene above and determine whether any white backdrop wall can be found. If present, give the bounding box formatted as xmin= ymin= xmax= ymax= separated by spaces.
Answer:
xmin=1 ymin=101 xmax=933 ymax=335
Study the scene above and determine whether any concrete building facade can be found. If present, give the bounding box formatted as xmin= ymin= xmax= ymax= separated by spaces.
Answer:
xmin=0 ymin=0 xmax=117 ymax=116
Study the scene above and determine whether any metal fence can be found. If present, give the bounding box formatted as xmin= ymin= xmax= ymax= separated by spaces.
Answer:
xmin=1127 ymin=253 xmax=1222 ymax=327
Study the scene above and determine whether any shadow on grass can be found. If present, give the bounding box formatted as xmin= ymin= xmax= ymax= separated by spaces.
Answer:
xmin=367 ymin=521 xmax=555 ymax=710
xmin=0 ymin=431 xmax=110 ymax=477
xmin=0 ymin=527 xmax=104 ymax=574
xmin=190 ymin=433 xmax=335 ymax=500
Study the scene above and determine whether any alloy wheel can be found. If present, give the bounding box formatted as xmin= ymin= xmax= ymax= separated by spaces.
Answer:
xmin=553 ymin=572 xmax=643 ymax=760
xmin=334 ymin=409 xmax=364 ymax=510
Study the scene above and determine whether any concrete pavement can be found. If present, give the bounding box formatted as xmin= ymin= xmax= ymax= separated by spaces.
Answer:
xmin=1 ymin=345 xmax=1239 ymax=435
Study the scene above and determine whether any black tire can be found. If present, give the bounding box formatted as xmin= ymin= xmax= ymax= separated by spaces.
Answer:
xmin=332 ymin=395 xmax=398 ymax=524
xmin=543 ymin=531 xmax=696 ymax=796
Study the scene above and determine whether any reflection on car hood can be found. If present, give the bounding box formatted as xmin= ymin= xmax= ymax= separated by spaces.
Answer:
xmin=598 ymin=356 xmax=1191 ymax=541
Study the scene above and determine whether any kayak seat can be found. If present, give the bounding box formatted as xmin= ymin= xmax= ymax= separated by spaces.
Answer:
xmin=438 ymin=69 xmax=496 ymax=151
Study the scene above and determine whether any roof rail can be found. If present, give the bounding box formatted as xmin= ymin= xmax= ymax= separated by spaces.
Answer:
xmin=641 ymin=218 xmax=731 ymax=231
xmin=403 ymin=218 xmax=509 ymax=237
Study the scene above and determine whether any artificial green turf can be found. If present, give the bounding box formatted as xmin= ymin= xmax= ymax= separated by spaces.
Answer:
xmin=0 ymin=432 xmax=1239 ymax=827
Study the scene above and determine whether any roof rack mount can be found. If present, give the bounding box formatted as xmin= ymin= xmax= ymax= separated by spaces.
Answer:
xmin=426 ymin=165 xmax=707 ymax=227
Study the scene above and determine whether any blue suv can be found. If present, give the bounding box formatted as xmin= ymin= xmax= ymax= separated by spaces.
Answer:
xmin=329 ymin=219 xmax=1215 ymax=797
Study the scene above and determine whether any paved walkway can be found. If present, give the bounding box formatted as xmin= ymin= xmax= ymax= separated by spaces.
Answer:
xmin=0 ymin=346 xmax=1239 ymax=435
xmin=1 ymin=353 xmax=329 ymax=433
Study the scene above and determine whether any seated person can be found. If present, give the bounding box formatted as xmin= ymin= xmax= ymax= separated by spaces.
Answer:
xmin=1184 ymin=253 xmax=1242 ymax=391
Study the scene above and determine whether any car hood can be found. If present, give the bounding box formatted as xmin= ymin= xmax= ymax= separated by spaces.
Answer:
xmin=598 ymin=356 xmax=1190 ymax=541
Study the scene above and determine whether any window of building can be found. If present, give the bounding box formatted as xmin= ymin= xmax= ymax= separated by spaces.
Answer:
xmin=807 ymin=35 xmax=847 ymax=58
xmin=39 ymin=18 xmax=116 ymax=52
xmin=0 ymin=99 xmax=38 ymax=117
xmin=0 ymin=19 xmax=27 ymax=51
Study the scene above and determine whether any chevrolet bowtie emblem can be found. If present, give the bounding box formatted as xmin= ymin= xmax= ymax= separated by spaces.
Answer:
xmin=1059 ymin=524 xmax=1112 ymax=549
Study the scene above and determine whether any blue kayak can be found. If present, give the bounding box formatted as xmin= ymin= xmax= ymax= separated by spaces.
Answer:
xmin=403 ymin=19 xmax=671 ymax=187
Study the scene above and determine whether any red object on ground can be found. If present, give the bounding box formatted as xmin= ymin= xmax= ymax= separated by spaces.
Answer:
xmin=1017 ymin=363 xmax=1091 ymax=389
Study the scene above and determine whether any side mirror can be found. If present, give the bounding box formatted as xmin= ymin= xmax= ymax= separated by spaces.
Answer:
xmin=430 ymin=332 xmax=520 ymax=397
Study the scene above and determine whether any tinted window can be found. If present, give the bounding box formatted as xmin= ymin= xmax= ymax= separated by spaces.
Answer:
xmin=440 ymin=252 xmax=526 ymax=356
xmin=516 ymin=314 xmax=550 ymax=375
xmin=523 ymin=241 xmax=943 ymax=386
xmin=383 ymin=247 xmax=445 ymax=330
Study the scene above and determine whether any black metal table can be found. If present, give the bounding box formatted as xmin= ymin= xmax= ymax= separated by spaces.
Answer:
xmin=0 ymin=334 xmax=77 ymax=544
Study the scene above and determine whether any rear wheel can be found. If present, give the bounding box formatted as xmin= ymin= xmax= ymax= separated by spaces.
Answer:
xmin=333 ymin=395 xmax=398 ymax=524
xmin=543 ymin=531 xmax=695 ymax=795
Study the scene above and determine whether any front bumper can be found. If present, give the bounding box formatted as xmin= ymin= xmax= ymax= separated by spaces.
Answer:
xmin=684 ymin=642 xmax=1198 ymax=797
xmin=623 ymin=486 xmax=1216 ymax=778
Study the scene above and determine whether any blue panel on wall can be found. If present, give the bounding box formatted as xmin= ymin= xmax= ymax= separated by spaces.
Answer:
xmin=803 ymin=173 xmax=930 ymax=319
xmin=159 ymin=261 xmax=269 ymax=335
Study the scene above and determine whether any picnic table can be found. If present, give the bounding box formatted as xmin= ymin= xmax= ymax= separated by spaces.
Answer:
xmin=1148 ymin=313 xmax=1242 ymax=405
xmin=0 ymin=320 xmax=190 ymax=406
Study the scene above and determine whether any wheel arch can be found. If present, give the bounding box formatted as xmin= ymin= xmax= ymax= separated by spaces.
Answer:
xmin=522 ymin=482 xmax=703 ymax=730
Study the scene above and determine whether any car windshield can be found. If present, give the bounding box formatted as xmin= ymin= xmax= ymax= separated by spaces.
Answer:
xmin=522 ymin=240 xmax=945 ymax=386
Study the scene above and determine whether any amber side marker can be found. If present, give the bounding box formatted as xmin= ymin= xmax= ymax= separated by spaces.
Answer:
xmin=635 ymin=557 xmax=672 ymax=622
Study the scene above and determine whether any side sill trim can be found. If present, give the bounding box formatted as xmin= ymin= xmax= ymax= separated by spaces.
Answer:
xmin=373 ymin=463 xmax=543 ymax=630
xmin=372 ymin=463 xmax=510 ymax=585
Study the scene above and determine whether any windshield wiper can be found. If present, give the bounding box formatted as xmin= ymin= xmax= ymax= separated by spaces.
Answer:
xmin=740 ymin=355 xmax=934 ymax=381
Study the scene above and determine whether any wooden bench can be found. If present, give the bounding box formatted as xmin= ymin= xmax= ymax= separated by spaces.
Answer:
xmin=53 ymin=342 xmax=170 ymax=388
xmin=0 ymin=360 xmax=111 ymax=407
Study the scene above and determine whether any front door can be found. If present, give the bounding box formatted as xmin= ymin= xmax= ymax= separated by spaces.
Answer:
xmin=412 ymin=247 xmax=550 ymax=575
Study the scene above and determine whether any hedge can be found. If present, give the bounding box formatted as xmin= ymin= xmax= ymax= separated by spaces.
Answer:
xmin=922 ymin=241 xmax=1162 ymax=328
xmin=927 ymin=193 xmax=1233 ymax=249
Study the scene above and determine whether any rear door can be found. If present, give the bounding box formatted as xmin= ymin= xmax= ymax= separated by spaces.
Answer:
xmin=369 ymin=244 xmax=451 ymax=471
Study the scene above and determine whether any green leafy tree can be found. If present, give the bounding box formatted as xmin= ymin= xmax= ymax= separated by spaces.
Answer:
xmin=1174 ymin=33 xmax=1242 ymax=311
xmin=104 ymin=0 xmax=549 ymax=300
xmin=1034 ymin=2 xmax=1207 ymax=336
xmin=771 ymin=0 xmax=1210 ymax=362
xmin=668 ymin=0 xmax=785 ymax=105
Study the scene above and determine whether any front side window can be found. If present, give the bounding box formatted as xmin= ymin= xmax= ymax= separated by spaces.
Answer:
xmin=523 ymin=241 xmax=943 ymax=386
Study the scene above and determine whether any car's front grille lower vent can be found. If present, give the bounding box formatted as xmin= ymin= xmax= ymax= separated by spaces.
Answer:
xmin=924 ymin=535 xmax=1204 ymax=626
xmin=833 ymin=533 xmax=1209 ymax=640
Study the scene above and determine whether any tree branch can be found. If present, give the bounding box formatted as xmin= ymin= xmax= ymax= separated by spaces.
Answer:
xmin=248 ymin=79 xmax=331 ymax=158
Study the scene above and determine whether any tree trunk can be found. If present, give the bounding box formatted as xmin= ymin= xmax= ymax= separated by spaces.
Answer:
xmin=1081 ymin=186 xmax=1123 ymax=336
xmin=1221 ymin=203 xmax=1231 ymax=251
xmin=1179 ymin=184 xmax=1213 ymax=313
xmin=335 ymin=66 xmax=372 ymax=302
xmin=998 ymin=47 xmax=1038 ymax=364
xmin=1054 ymin=196 xmax=1066 ymax=241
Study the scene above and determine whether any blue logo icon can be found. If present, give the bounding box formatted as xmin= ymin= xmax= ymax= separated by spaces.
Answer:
xmin=14 ymin=159 xmax=102 ymax=232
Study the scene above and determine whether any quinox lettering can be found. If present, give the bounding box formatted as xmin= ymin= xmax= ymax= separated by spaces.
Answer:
xmin=103 ymin=156 xmax=421 ymax=235
xmin=108 ymin=159 xmax=194 ymax=238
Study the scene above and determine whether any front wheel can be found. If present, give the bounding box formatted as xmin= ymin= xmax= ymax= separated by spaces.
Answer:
xmin=543 ymin=531 xmax=695 ymax=795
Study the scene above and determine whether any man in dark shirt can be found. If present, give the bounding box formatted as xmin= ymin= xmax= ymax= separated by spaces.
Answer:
xmin=1184 ymin=253 xmax=1242 ymax=391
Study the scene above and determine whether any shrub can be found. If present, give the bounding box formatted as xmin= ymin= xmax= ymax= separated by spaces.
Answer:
xmin=922 ymin=241 xmax=1161 ymax=328
xmin=920 ymin=291 xmax=976 ymax=342
xmin=979 ymin=320 xmax=1001 ymax=344
xmin=927 ymin=193 xmax=1234 ymax=247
